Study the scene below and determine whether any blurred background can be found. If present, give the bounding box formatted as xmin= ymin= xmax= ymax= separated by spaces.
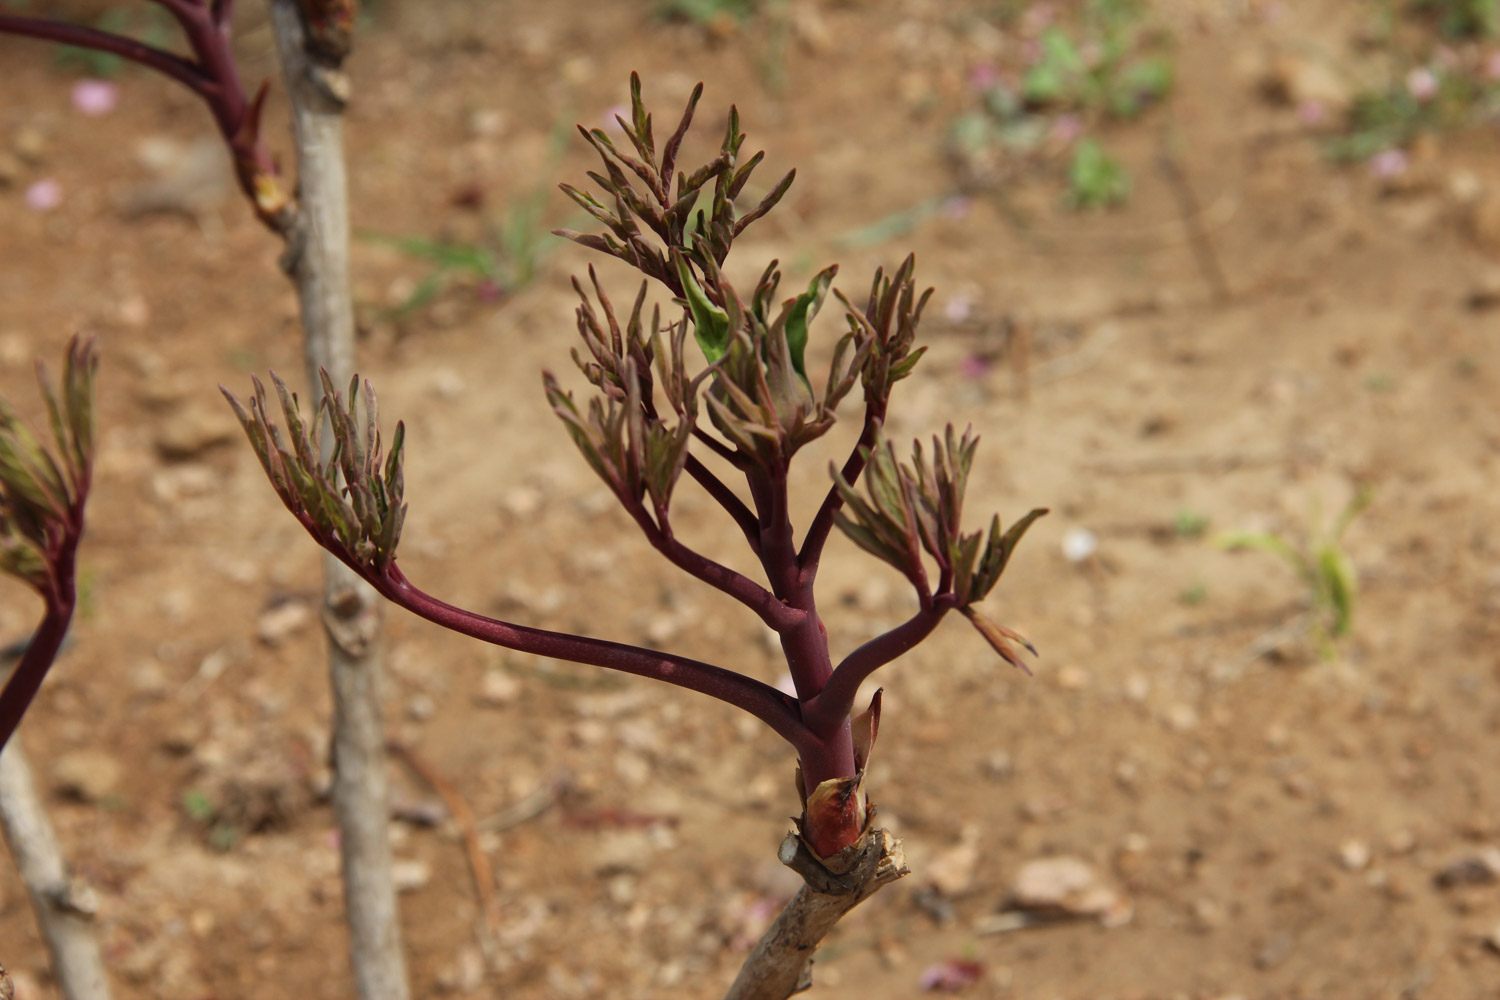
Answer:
xmin=2 ymin=1 xmax=1500 ymax=997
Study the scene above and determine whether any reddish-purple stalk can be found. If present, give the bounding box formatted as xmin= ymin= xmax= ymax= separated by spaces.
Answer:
xmin=0 ymin=0 xmax=287 ymax=228
xmin=263 ymin=447 xmax=952 ymax=795
xmin=0 ymin=477 xmax=89 ymax=753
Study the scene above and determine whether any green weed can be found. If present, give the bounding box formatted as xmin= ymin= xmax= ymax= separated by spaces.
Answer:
xmin=1067 ymin=137 xmax=1130 ymax=209
xmin=1409 ymin=0 xmax=1500 ymax=37
xmin=1216 ymin=487 xmax=1373 ymax=658
xmin=947 ymin=0 xmax=1172 ymax=211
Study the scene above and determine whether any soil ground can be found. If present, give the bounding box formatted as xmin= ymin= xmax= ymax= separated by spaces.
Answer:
xmin=3 ymin=1 xmax=1500 ymax=998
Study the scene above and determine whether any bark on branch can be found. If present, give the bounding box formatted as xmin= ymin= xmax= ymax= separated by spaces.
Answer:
xmin=0 ymin=741 xmax=111 ymax=1000
xmin=724 ymin=828 xmax=907 ymax=1000
xmin=266 ymin=3 xmax=410 ymax=999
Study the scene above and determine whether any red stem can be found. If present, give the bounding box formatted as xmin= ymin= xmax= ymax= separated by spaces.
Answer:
xmin=683 ymin=453 xmax=760 ymax=557
xmin=801 ymin=597 xmax=956 ymax=738
xmin=0 ymin=15 xmax=203 ymax=91
xmin=798 ymin=399 xmax=886 ymax=579
xmin=625 ymin=497 xmax=800 ymax=631
xmin=0 ymin=533 xmax=81 ymax=752
xmin=373 ymin=563 xmax=814 ymax=753
xmin=150 ymin=0 xmax=249 ymax=140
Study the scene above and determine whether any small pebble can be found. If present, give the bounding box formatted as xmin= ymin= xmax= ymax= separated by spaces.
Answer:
xmin=13 ymin=126 xmax=47 ymax=163
xmin=1338 ymin=838 xmax=1371 ymax=871
xmin=1061 ymin=527 xmax=1098 ymax=563
xmin=50 ymin=749 xmax=122 ymax=803
xmin=391 ymin=858 xmax=431 ymax=893
xmin=981 ymin=750 xmax=1013 ymax=780
xmin=154 ymin=406 xmax=239 ymax=460
xmin=476 ymin=670 xmax=521 ymax=707
xmin=1433 ymin=848 xmax=1500 ymax=888
xmin=257 ymin=599 xmax=312 ymax=645
xmin=1164 ymin=703 xmax=1199 ymax=732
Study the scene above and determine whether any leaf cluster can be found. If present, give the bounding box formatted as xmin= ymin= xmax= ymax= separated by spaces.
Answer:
xmin=0 ymin=337 xmax=96 ymax=596
xmin=555 ymin=72 xmax=793 ymax=299
xmin=831 ymin=427 xmax=1046 ymax=668
xmin=549 ymin=77 xmax=935 ymax=493
xmin=1021 ymin=4 xmax=1173 ymax=120
xmin=223 ymin=371 xmax=406 ymax=575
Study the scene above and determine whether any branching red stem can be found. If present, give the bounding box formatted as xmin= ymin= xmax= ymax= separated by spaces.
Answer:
xmin=0 ymin=16 xmax=202 ymax=90
xmin=0 ymin=539 xmax=81 ymax=751
xmin=372 ymin=563 xmax=815 ymax=753
xmin=682 ymin=453 xmax=761 ymax=557
xmin=798 ymin=400 xmax=887 ymax=579
xmin=802 ymin=595 xmax=958 ymax=737
xmin=623 ymin=496 xmax=800 ymax=631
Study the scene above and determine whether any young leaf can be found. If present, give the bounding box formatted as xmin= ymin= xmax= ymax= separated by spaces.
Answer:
xmin=674 ymin=252 xmax=732 ymax=363
xmin=781 ymin=266 xmax=837 ymax=384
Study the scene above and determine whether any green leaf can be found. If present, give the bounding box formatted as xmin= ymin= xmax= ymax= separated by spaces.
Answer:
xmin=782 ymin=266 xmax=836 ymax=383
xmin=1022 ymin=27 xmax=1084 ymax=104
xmin=674 ymin=253 xmax=732 ymax=363
xmin=1067 ymin=138 xmax=1131 ymax=210
xmin=1116 ymin=57 xmax=1173 ymax=110
xmin=1317 ymin=543 xmax=1357 ymax=638
xmin=1214 ymin=530 xmax=1305 ymax=572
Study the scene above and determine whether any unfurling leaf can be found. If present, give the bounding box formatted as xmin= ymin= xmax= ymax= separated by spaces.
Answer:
xmin=1317 ymin=542 xmax=1356 ymax=638
xmin=962 ymin=607 xmax=1037 ymax=675
xmin=801 ymin=772 xmax=868 ymax=860
xmin=852 ymin=688 xmax=882 ymax=771
xmin=781 ymin=265 xmax=837 ymax=384
xmin=966 ymin=507 xmax=1049 ymax=603
xmin=0 ymin=336 xmax=96 ymax=596
xmin=675 ymin=252 xmax=731 ymax=363
xmin=222 ymin=370 xmax=407 ymax=574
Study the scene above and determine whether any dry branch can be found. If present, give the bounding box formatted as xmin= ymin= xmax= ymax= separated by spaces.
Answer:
xmin=724 ymin=829 xmax=907 ymax=1000
xmin=265 ymin=3 xmax=409 ymax=998
xmin=388 ymin=740 xmax=501 ymax=957
xmin=0 ymin=741 xmax=110 ymax=1000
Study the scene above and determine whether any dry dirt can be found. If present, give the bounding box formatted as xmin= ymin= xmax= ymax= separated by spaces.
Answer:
xmin=3 ymin=1 xmax=1500 ymax=998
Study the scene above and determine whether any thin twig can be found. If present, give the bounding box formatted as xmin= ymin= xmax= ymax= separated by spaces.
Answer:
xmin=684 ymin=454 xmax=761 ymax=556
xmin=1207 ymin=612 xmax=1312 ymax=684
xmin=1157 ymin=124 xmax=1232 ymax=304
xmin=387 ymin=740 xmax=500 ymax=956
xmin=477 ymin=780 xmax=560 ymax=834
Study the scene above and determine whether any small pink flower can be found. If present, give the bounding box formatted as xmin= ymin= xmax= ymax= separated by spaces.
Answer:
xmin=1297 ymin=99 xmax=1328 ymax=128
xmin=942 ymin=195 xmax=972 ymax=220
xmin=945 ymin=294 xmax=974 ymax=323
xmin=968 ymin=62 xmax=1000 ymax=92
xmin=1021 ymin=2 xmax=1055 ymax=35
xmin=1405 ymin=67 xmax=1438 ymax=103
xmin=24 ymin=178 xmax=63 ymax=211
xmin=601 ymin=103 xmax=629 ymax=132
xmin=70 ymin=79 xmax=119 ymax=116
xmin=958 ymin=354 xmax=991 ymax=380
xmin=920 ymin=958 xmax=984 ymax=992
xmin=1050 ymin=113 xmax=1084 ymax=144
xmin=1368 ymin=148 xmax=1409 ymax=179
